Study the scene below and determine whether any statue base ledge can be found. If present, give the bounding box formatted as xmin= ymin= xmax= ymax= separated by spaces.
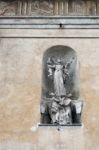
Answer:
xmin=39 ymin=123 xmax=82 ymax=127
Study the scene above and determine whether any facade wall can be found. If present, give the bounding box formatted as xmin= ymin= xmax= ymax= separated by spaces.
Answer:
xmin=0 ymin=28 xmax=99 ymax=149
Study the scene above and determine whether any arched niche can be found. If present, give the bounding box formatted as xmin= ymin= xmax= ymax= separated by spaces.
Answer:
xmin=40 ymin=45 xmax=83 ymax=125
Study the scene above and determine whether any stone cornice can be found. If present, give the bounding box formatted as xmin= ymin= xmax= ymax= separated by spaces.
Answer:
xmin=0 ymin=16 xmax=99 ymax=29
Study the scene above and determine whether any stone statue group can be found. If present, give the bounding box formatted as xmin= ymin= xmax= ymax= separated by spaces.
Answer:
xmin=41 ymin=56 xmax=83 ymax=125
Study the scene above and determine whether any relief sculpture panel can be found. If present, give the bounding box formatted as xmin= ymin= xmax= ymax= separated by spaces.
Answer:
xmin=31 ymin=0 xmax=53 ymax=16
xmin=0 ymin=0 xmax=99 ymax=16
xmin=0 ymin=0 xmax=17 ymax=16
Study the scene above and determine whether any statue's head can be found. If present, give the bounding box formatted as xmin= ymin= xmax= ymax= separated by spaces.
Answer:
xmin=57 ymin=58 xmax=61 ymax=63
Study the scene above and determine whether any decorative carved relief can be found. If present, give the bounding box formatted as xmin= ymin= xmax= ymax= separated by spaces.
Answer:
xmin=16 ymin=0 xmax=53 ymax=16
xmin=40 ymin=46 xmax=83 ymax=125
xmin=0 ymin=0 xmax=98 ymax=16
xmin=68 ymin=0 xmax=86 ymax=16
xmin=31 ymin=0 xmax=53 ymax=16
xmin=17 ymin=1 xmax=32 ymax=15
xmin=0 ymin=0 xmax=17 ymax=16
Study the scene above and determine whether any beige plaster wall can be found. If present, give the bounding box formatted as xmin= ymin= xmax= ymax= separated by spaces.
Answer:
xmin=0 ymin=31 xmax=99 ymax=149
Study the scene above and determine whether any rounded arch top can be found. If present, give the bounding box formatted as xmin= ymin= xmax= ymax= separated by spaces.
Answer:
xmin=44 ymin=45 xmax=76 ymax=56
xmin=43 ymin=45 xmax=77 ymax=66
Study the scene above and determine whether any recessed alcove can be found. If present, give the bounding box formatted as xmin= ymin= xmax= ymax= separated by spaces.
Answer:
xmin=40 ymin=45 xmax=83 ymax=126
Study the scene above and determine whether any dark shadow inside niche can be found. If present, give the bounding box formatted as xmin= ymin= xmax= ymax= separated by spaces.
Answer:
xmin=40 ymin=45 xmax=83 ymax=126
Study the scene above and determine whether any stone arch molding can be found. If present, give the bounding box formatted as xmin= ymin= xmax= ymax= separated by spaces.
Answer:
xmin=40 ymin=45 xmax=83 ymax=126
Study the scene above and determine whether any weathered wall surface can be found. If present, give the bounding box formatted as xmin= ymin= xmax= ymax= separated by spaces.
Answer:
xmin=0 ymin=29 xmax=99 ymax=150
